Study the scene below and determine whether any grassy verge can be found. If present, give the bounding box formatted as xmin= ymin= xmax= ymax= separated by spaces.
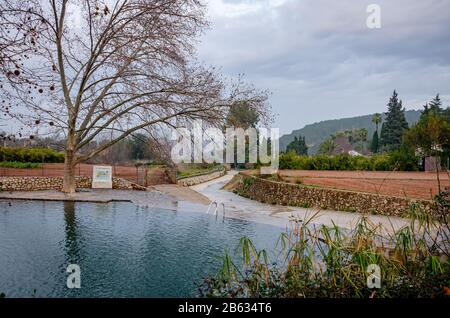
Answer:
xmin=0 ymin=161 xmax=42 ymax=169
xmin=177 ymin=164 xmax=223 ymax=179
xmin=200 ymin=206 xmax=450 ymax=298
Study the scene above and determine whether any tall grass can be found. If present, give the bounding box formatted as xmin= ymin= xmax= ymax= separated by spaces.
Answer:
xmin=200 ymin=207 xmax=449 ymax=298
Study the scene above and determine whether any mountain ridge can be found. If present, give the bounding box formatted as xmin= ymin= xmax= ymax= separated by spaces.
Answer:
xmin=280 ymin=110 xmax=422 ymax=154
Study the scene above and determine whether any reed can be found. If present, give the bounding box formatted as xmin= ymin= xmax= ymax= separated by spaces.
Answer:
xmin=200 ymin=207 xmax=449 ymax=298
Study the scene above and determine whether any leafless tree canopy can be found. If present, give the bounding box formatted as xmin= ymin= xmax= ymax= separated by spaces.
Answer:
xmin=0 ymin=0 xmax=270 ymax=192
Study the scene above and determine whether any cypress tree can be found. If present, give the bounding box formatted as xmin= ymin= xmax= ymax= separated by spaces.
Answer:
xmin=370 ymin=113 xmax=382 ymax=153
xmin=380 ymin=90 xmax=409 ymax=151
xmin=370 ymin=130 xmax=379 ymax=153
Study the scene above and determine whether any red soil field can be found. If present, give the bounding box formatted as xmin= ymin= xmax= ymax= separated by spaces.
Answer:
xmin=278 ymin=170 xmax=450 ymax=200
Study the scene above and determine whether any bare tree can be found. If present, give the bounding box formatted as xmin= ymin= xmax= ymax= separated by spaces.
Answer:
xmin=0 ymin=0 xmax=270 ymax=193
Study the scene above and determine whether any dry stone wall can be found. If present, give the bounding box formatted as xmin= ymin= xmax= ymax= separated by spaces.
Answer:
xmin=230 ymin=174 xmax=437 ymax=218
xmin=0 ymin=176 xmax=147 ymax=191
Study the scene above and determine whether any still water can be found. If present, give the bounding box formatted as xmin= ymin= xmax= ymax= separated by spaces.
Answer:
xmin=0 ymin=200 xmax=283 ymax=298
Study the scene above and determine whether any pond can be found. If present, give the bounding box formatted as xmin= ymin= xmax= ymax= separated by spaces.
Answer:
xmin=0 ymin=200 xmax=284 ymax=298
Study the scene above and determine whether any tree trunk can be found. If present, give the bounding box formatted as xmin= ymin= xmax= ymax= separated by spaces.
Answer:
xmin=63 ymin=150 xmax=76 ymax=194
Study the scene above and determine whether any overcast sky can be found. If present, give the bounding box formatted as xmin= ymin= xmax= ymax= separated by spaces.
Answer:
xmin=197 ymin=0 xmax=450 ymax=134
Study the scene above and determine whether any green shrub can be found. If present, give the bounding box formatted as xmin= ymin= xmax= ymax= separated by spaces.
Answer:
xmin=370 ymin=154 xmax=391 ymax=171
xmin=0 ymin=147 xmax=64 ymax=163
xmin=279 ymin=151 xmax=420 ymax=171
xmin=387 ymin=148 xmax=420 ymax=171
xmin=0 ymin=161 xmax=42 ymax=168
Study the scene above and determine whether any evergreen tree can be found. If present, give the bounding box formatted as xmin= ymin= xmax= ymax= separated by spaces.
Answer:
xmin=370 ymin=113 xmax=382 ymax=153
xmin=380 ymin=90 xmax=409 ymax=151
xmin=370 ymin=130 xmax=379 ymax=153
xmin=428 ymin=94 xmax=442 ymax=113
xmin=286 ymin=136 xmax=308 ymax=155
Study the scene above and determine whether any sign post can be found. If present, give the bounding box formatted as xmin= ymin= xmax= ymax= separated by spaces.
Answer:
xmin=92 ymin=166 xmax=113 ymax=189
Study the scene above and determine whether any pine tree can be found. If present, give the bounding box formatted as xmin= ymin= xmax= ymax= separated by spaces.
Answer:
xmin=423 ymin=94 xmax=443 ymax=116
xmin=380 ymin=90 xmax=409 ymax=151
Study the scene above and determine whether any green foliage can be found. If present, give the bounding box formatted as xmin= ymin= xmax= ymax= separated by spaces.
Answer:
xmin=423 ymin=94 xmax=444 ymax=117
xmin=279 ymin=151 xmax=420 ymax=171
xmin=226 ymin=101 xmax=260 ymax=129
xmin=201 ymin=210 xmax=450 ymax=298
xmin=243 ymin=177 xmax=255 ymax=189
xmin=380 ymin=90 xmax=409 ymax=151
xmin=372 ymin=113 xmax=382 ymax=129
xmin=0 ymin=147 xmax=64 ymax=163
xmin=386 ymin=147 xmax=420 ymax=171
xmin=318 ymin=138 xmax=336 ymax=155
xmin=0 ymin=161 xmax=41 ymax=168
xmin=176 ymin=164 xmax=223 ymax=179
xmin=128 ymin=133 xmax=148 ymax=160
xmin=286 ymin=136 xmax=308 ymax=156
xmin=404 ymin=98 xmax=450 ymax=159
xmin=371 ymin=113 xmax=382 ymax=153
xmin=370 ymin=130 xmax=379 ymax=153
xmin=352 ymin=128 xmax=368 ymax=152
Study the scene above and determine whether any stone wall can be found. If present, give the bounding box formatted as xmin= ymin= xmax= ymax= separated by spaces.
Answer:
xmin=0 ymin=176 xmax=147 ymax=192
xmin=229 ymin=174 xmax=437 ymax=218
xmin=177 ymin=169 xmax=226 ymax=187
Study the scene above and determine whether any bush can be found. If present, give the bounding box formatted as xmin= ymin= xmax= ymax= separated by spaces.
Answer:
xmin=279 ymin=151 xmax=420 ymax=171
xmin=0 ymin=147 xmax=64 ymax=163
xmin=0 ymin=161 xmax=41 ymax=168
xmin=387 ymin=148 xmax=420 ymax=171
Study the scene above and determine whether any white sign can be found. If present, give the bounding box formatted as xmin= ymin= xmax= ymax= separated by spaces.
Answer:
xmin=92 ymin=166 xmax=113 ymax=189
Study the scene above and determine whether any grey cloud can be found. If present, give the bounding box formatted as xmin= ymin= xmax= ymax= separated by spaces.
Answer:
xmin=199 ymin=0 xmax=450 ymax=133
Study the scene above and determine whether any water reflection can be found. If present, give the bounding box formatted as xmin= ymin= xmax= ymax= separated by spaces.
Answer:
xmin=63 ymin=201 xmax=81 ymax=264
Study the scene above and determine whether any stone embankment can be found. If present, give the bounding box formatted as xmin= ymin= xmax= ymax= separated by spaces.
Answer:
xmin=0 ymin=176 xmax=147 ymax=191
xmin=228 ymin=173 xmax=437 ymax=217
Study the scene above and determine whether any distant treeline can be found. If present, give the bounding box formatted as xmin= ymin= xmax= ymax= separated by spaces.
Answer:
xmin=0 ymin=147 xmax=65 ymax=163
xmin=280 ymin=110 xmax=421 ymax=154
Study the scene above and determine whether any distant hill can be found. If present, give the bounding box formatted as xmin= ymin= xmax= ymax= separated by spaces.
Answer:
xmin=280 ymin=110 xmax=421 ymax=155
